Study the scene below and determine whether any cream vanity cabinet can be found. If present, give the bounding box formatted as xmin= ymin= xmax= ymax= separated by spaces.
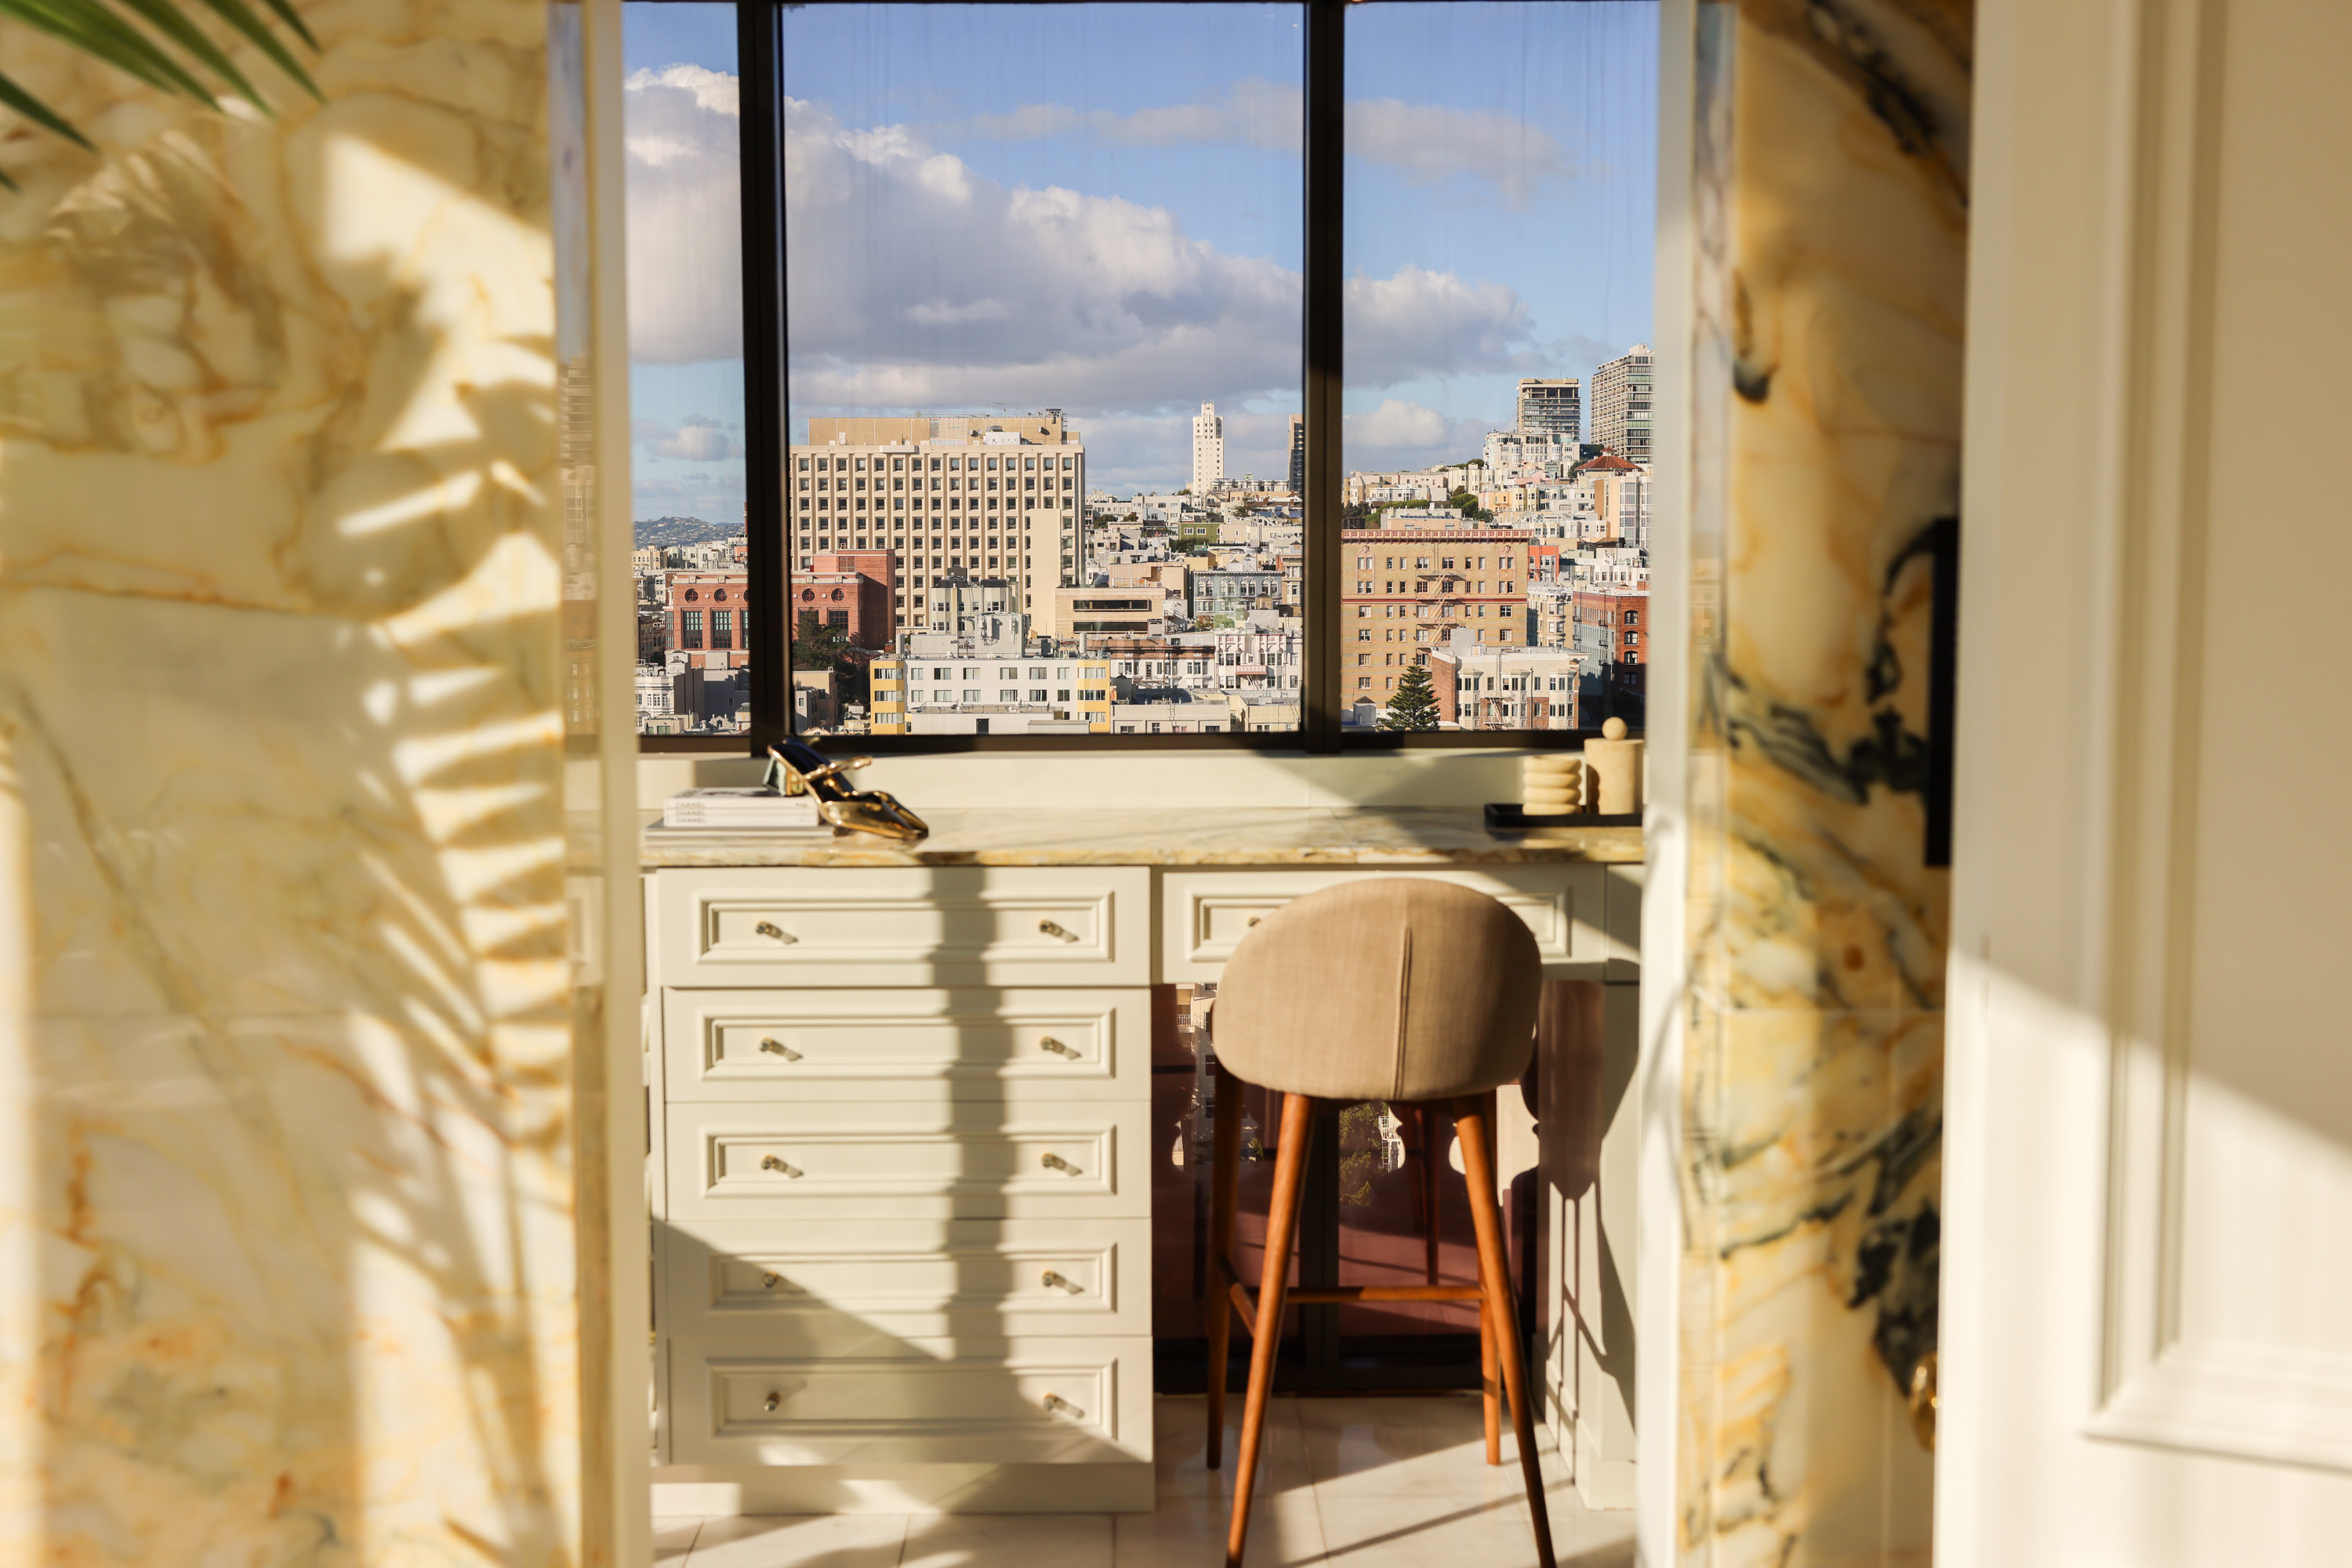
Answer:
xmin=644 ymin=845 xmax=1619 ymax=1513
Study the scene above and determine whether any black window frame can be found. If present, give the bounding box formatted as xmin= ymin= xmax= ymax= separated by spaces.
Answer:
xmin=633 ymin=0 xmax=1635 ymax=754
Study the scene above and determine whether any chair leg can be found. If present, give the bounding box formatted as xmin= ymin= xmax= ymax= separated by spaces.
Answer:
xmin=1227 ymin=1092 xmax=1315 ymax=1568
xmin=1457 ymin=1095 xmax=1555 ymax=1568
xmin=1206 ymin=1059 xmax=1243 ymax=1468
xmin=1478 ymin=1093 xmax=1501 ymax=1465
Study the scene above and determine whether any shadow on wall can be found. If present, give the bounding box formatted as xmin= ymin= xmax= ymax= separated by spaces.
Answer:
xmin=0 ymin=13 xmax=586 ymax=1565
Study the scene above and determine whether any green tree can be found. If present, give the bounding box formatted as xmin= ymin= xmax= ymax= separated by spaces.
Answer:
xmin=0 ymin=0 xmax=321 ymax=191
xmin=1380 ymin=660 xmax=1440 ymax=731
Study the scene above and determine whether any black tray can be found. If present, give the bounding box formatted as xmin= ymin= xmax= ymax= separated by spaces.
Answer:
xmin=1484 ymin=802 xmax=1642 ymax=832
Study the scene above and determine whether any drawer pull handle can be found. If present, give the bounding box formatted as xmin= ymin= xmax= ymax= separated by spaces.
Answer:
xmin=1037 ymin=918 xmax=1076 ymax=942
xmin=760 ymin=1272 xmax=782 ymax=1290
xmin=753 ymin=920 xmax=793 ymax=942
xmin=763 ymin=1392 xmax=782 ymax=1414
xmin=757 ymin=1037 xmax=802 ymax=1061
xmin=1040 ymin=1152 xmax=1078 ymax=1175
xmin=1042 ymin=1269 xmax=1083 ymax=1294
xmin=1247 ymin=916 xmax=1262 ymax=927
xmin=1043 ymin=1394 xmax=1083 ymax=1419
xmin=1039 ymin=1036 xmax=1078 ymax=1058
xmin=760 ymin=1155 xmax=801 ymax=1178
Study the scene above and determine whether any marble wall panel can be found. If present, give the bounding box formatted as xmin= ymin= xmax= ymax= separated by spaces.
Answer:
xmin=0 ymin=5 xmax=591 ymax=1564
xmin=1677 ymin=2 xmax=1969 ymax=1562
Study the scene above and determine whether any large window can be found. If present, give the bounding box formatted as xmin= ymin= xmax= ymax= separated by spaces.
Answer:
xmin=625 ymin=1 xmax=1657 ymax=746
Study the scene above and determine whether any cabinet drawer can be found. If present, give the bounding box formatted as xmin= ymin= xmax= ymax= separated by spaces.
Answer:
xmin=654 ymin=866 xmax=1150 ymax=988
xmin=662 ymin=1218 xmax=1150 ymax=1344
xmin=1159 ymin=866 xmax=1608 ymax=981
xmin=660 ymin=988 xmax=1148 ymax=1102
xmin=665 ymin=1100 xmax=1151 ymax=1220
xmin=667 ymin=1335 xmax=1151 ymax=1466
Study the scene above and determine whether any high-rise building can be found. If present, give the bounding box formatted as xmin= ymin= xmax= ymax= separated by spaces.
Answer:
xmin=788 ymin=412 xmax=1084 ymax=637
xmin=1588 ymin=347 xmax=1653 ymax=464
xmin=1286 ymin=412 xmax=1305 ymax=495
xmin=1515 ymin=378 xmax=1581 ymax=444
xmin=1191 ymin=402 xmax=1225 ymax=494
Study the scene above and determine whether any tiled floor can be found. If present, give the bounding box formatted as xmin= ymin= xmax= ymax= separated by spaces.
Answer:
xmin=653 ymin=1393 xmax=1636 ymax=1566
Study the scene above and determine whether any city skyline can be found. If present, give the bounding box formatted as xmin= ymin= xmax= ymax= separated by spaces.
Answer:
xmin=622 ymin=2 xmax=1657 ymax=517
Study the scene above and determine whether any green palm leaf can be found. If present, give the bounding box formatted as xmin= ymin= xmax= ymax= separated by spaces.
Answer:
xmin=0 ymin=0 xmax=318 ymax=182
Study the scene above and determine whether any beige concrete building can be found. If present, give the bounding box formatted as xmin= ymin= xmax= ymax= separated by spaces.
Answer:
xmin=1587 ymin=346 xmax=1653 ymax=464
xmin=789 ymin=412 xmax=1084 ymax=637
xmin=1049 ymin=584 xmax=1183 ymax=643
xmin=1190 ymin=401 xmax=1224 ymax=494
xmin=1515 ymin=377 xmax=1582 ymax=443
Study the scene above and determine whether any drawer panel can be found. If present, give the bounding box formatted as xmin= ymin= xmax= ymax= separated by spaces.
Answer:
xmin=668 ymin=1335 xmax=1151 ymax=1466
xmin=663 ymin=1218 xmax=1150 ymax=1343
xmin=660 ymin=988 xmax=1148 ymax=1101
xmin=666 ymin=1100 xmax=1152 ymax=1220
xmin=654 ymin=866 xmax=1150 ymax=987
xmin=1159 ymin=866 xmax=1609 ymax=981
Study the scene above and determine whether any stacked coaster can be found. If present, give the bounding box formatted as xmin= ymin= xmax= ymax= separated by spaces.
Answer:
xmin=1522 ymin=753 xmax=1585 ymax=817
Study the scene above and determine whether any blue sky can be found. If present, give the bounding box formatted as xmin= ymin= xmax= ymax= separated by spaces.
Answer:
xmin=623 ymin=2 xmax=1656 ymax=518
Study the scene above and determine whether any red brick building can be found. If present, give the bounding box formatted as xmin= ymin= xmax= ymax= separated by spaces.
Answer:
xmin=1573 ymin=588 xmax=1649 ymax=701
xmin=662 ymin=571 xmax=750 ymax=676
xmin=792 ymin=550 xmax=896 ymax=652
xmin=1341 ymin=525 xmax=1531 ymax=706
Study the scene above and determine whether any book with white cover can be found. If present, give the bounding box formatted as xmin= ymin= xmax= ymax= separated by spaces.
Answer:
xmin=662 ymin=786 xmax=823 ymax=829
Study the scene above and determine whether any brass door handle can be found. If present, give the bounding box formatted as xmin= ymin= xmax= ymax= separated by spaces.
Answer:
xmin=760 ymin=1272 xmax=782 ymax=1290
xmin=1040 ymin=1152 xmax=1078 ymax=1174
xmin=1043 ymin=1393 xmax=1082 ymax=1419
xmin=760 ymin=1155 xmax=801 ymax=1178
xmin=753 ymin=920 xmax=793 ymax=942
xmin=1042 ymin=1269 xmax=1082 ymax=1294
xmin=1039 ymin=1036 xmax=1078 ymax=1058
xmin=1037 ymin=917 xmax=1076 ymax=942
xmin=763 ymin=1392 xmax=781 ymax=1414
xmin=1907 ymin=1352 xmax=1938 ymax=1450
xmin=758 ymin=1037 xmax=802 ymax=1061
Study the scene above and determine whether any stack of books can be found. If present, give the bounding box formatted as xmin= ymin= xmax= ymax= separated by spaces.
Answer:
xmin=660 ymin=786 xmax=825 ymax=832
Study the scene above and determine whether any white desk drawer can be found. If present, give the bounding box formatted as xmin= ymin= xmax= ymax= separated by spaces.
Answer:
xmin=1158 ymin=866 xmax=1608 ymax=981
xmin=665 ymin=1100 xmax=1151 ymax=1221
xmin=662 ymin=1218 xmax=1150 ymax=1344
xmin=654 ymin=866 xmax=1150 ymax=988
xmin=667 ymin=1335 xmax=1151 ymax=1466
xmin=660 ymin=987 xmax=1148 ymax=1102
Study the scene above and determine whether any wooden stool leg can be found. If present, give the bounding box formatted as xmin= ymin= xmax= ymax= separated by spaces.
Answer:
xmin=1206 ymin=1059 xmax=1242 ymax=1468
xmin=1227 ymin=1093 xmax=1315 ymax=1568
xmin=1457 ymin=1095 xmax=1555 ymax=1568
xmin=1482 ymin=1293 xmax=1501 ymax=1465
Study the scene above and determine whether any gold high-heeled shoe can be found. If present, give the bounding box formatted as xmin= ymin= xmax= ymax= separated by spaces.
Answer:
xmin=764 ymin=740 xmax=930 ymax=843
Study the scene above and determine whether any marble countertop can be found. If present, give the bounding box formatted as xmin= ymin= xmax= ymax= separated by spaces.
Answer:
xmin=629 ymin=806 xmax=1642 ymax=868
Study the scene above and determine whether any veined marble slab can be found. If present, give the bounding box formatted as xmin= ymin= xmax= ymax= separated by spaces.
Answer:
xmin=629 ymin=807 xmax=1642 ymax=868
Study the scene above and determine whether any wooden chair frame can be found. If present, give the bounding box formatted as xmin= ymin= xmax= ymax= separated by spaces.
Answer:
xmin=1202 ymin=1062 xmax=1555 ymax=1568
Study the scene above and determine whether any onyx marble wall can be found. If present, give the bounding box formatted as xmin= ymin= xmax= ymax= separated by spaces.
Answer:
xmin=1675 ymin=2 xmax=1969 ymax=1562
xmin=0 ymin=5 xmax=604 ymax=1563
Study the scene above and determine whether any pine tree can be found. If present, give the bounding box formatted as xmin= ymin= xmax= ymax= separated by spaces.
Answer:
xmin=1380 ymin=661 xmax=1441 ymax=731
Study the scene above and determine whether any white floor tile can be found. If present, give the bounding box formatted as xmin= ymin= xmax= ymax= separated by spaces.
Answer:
xmin=653 ymin=1518 xmax=702 ymax=1566
xmin=1295 ymin=1394 xmax=1567 ymax=1500
xmin=1152 ymin=1394 xmax=1316 ymax=1500
xmin=898 ymin=1512 xmax=1112 ymax=1568
xmin=685 ymin=1514 xmax=909 ymax=1568
xmin=1314 ymin=1492 xmax=1629 ymax=1568
xmin=1114 ymin=1491 xmax=1325 ymax=1568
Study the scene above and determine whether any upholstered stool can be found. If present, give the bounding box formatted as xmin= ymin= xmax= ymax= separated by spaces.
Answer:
xmin=1203 ymin=878 xmax=1553 ymax=1568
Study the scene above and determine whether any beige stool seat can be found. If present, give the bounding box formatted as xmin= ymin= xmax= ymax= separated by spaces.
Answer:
xmin=1203 ymin=878 xmax=1555 ymax=1568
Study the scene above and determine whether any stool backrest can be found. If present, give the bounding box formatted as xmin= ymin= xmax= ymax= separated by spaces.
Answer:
xmin=1210 ymin=877 xmax=1543 ymax=1102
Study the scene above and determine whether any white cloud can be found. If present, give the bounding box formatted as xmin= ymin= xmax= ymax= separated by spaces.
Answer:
xmin=1342 ymin=399 xmax=1494 ymax=474
xmin=949 ymin=81 xmax=1574 ymax=208
xmin=641 ymin=414 xmax=744 ymax=462
xmin=623 ymin=66 xmax=743 ymax=365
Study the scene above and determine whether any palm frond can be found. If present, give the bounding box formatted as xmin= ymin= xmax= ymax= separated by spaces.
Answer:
xmin=0 ymin=0 xmax=318 ymax=175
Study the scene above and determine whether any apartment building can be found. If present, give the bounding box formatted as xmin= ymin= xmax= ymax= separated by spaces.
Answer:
xmin=1050 ymin=585 xmax=1183 ymax=642
xmin=1515 ymin=377 xmax=1582 ymax=443
xmin=789 ymin=412 xmax=1084 ymax=635
xmin=1285 ymin=411 xmax=1305 ymax=494
xmin=1341 ymin=524 xmax=1531 ymax=704
xmin=1588 ymin=344 xmax=1654 ymax=464
xmin=1190 ymin=401 xmax=1224 ymax=493
xmin=1577 ymin=451 xmax=1653 ymax=545
xmin=868 ymin=646 xmax=1112 ymax=735
xmin=1573 ymin=586 xmax=1650 ymax=713
xmin=788 ymin=550 xmax=895 ymax=652
xmin=1427 ymin=643 xmax=1582 ymax=730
